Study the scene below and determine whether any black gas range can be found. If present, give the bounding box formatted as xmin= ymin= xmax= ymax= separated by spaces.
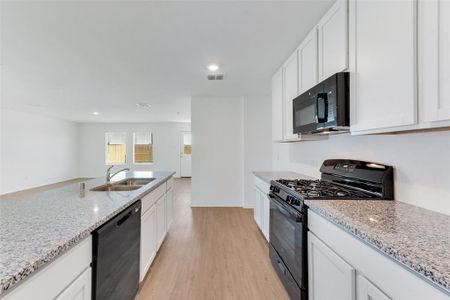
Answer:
xmin=268 ymin=159 xmax=394 ymax=300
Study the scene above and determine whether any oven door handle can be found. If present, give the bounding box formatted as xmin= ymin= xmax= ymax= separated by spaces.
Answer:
xmin=269 ymin=194 xmax=303 ymax=223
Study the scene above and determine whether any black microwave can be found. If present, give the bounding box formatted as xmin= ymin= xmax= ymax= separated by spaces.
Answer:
xmin=293 ymin=72 xmax=349 ymax=134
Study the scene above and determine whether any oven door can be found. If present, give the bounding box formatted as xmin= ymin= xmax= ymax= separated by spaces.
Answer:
xmin=269 ymin=193 xmax=307 ymax=290
xmin=293 ymin=86 xmax=319 ymax=134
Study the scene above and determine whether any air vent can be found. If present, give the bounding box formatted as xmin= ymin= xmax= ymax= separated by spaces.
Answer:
xmin=207 ymin=74 xmax=224 ymax=80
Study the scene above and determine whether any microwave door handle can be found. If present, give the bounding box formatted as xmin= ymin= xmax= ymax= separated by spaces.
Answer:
xmin=316 ymin=93 xmax=328 ymax=124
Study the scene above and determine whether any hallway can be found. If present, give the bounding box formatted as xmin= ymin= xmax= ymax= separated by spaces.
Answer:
xmin=137 ymin=178 xmax=289 ymax=300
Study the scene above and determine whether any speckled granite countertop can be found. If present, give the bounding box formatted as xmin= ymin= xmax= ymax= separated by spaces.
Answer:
xmin=0 ymin=171 xmax=174 ymax=296
xmin=254 ymin=171 xmax=450 ymax=294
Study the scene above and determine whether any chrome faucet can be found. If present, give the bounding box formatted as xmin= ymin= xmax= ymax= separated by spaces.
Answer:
xmin=106 ymin=165 xmax=130 ymax=183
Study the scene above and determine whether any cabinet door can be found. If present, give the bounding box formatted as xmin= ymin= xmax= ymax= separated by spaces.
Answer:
xmin=298 ymin=27 xmax=318 ymax=94
xmin=283 ymin=51 xmax=299 ymax=140
xmin=308 ymin=232 xmax=356 ymax=300
xmin=419 ymin=0 xmax=450 ymax=123
xmin=318 ymin=0 xmax=348 ymax=81
xmin=254 ymin=187 xmax=261 ymax=228
xmin=357 ymin=275 xmax=391 ymax=300
xmin=350 ymin=0 xmax=416 ymax=132
xmin=55 ymin=268 xmax=91 ymax=300
xmin=261 ymin=192 xmax=270 ymax=241
xmin=156 ymin=196 xmax=166 ymax=248
xmin=140 ymin=205 xmax=157 ymax=281
xmin=272 ymin=68 xmax=284 ymax=142
xmin=166 ymin=188 xmax=174 ymax=230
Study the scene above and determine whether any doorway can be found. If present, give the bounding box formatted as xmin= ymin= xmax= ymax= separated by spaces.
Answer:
xmin=180 ymin=131 xmax=192 ymax=177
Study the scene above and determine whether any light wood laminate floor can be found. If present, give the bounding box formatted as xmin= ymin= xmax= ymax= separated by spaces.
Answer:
xmin=137 ymin=178 xmax=289 ymax=300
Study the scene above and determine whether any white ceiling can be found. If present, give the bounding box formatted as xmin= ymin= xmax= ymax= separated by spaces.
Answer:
xmin=1 ymin=0 xmax=333 ymax=123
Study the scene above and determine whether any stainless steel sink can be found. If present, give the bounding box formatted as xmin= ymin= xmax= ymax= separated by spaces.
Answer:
xmin=90 ymin=184 xmax=143 ymax=192
xmin=90 ymin=178 xmax=155 ymax=192
xmin=119 ymin=178 xmax=154 ymax=186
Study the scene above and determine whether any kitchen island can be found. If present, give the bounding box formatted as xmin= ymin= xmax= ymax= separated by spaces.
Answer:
xmin=0 ymin=171 xmax=175 ymax=298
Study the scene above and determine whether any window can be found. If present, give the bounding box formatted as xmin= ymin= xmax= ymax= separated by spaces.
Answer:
xmin=182 ymin=132 xmax=192 ymax=155
xmin=133 ymin=132 xmax=153 ymax=164
xmin=105 ymin=132 xmax=126 ymax=165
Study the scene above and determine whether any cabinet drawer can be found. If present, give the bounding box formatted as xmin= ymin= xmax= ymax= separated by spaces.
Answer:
xmin=141 ymin=183 xmax=166 ymax=214
xmin=254 ymin=176 xmax=270 ymax=194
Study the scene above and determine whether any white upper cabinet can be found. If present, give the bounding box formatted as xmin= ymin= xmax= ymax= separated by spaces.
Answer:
xmin=272 ymin=68 xmax=284 ymax=142
xmin=283 ymin=51 xmax=299 ymax=140
xmin=298 ymin=27 xmax=318 ymax=94
xmin=318 ymin=0 xmax=348 ymax=81
xmin=419 ymin=0 xmax=450 ymax=123
xmin=349 ymin=0 xmax=417 ymax=132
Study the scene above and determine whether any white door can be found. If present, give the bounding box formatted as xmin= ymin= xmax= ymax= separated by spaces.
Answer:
xmin=55 ymin=268 xmax=91 ymax=300
xmin=180 ymin=131 xmax=192 ymax=177
xmin=357 ymin=274 xmax=391 ymax=300
xmin=350 ymin=0 xmax=416 ymax=132
xmin=308 ymin=232 xmax=356 ymax=300
xmin=317 ymin=0 xmax=348 ymax=81
xmin=140 ymin=204 xmax=157 ymax=281
xmin=272 ymin=67 xmax=284 ymax=142
xmin=283 ymin=51 xmax=299 ymax=140
xmin=419 ymin=0 xmax=450 ymax=123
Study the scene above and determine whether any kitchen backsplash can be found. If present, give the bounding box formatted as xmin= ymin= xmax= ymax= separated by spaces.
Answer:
xmin=272 ymin=130 xmax=450 ymax=215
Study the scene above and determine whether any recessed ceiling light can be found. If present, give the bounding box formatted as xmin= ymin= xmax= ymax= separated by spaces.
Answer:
xmin=92 ymin=111 xmax=99 ymax=115
xmin=207 ymin=64 xmax=219 ymax=71
xmin=136 ymin=102 xmax=151 ymax=108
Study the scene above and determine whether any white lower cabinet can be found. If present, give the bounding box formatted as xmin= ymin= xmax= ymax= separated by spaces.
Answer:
xmin=3 ymin=237 xmax=92 ymax=300
xmin=139 ymin=177 xmax=174 ymax=283
xmin=261 ymin=192 xmax=270 ymax=241
xmin=165 ymin=187 xmax=174 ymax=230
xmin=308 ymin=210 xmax=448 ymax=300
xmin=140 ymin=204 xmax=157 ymax=281
xmin=357 ymin=275 xmax=391 ymax=300
xmin=156 ymin=195 xmax=166 ymax=248
xmin=308 ymin=232 xmax=356 ymax=300
xmin=56 ymin=268 xmax=91 ymax=300
xmin=253 ymin=176 xmax=270 ymax=242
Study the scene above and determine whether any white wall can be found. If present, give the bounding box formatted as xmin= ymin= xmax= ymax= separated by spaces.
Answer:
xmin=273 ymin=131 xmax=450 ymax=215
xmin=0 ymin=109 xmax=79 ymax=194
xmin=191 ymin=97 xmax=244 ymax=207
xmin=243 ymin=96 xmax=272 ymax=208
xmin=78 ymin=122 xmax=191 ymax=178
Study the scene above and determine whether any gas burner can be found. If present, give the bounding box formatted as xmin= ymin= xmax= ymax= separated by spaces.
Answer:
xmin=275 ymin=179 xmax=376 ymax=199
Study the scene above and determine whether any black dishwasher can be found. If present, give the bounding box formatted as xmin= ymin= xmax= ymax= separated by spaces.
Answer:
xmin=92 ymin=200 xmax=141 ymax=300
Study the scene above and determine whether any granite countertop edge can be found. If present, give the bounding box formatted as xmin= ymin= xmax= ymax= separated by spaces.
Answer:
xmin=253 ymin=170 xmax=450 ymax=295
xmin=0 ymin=171 xmax=175 ymax=296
